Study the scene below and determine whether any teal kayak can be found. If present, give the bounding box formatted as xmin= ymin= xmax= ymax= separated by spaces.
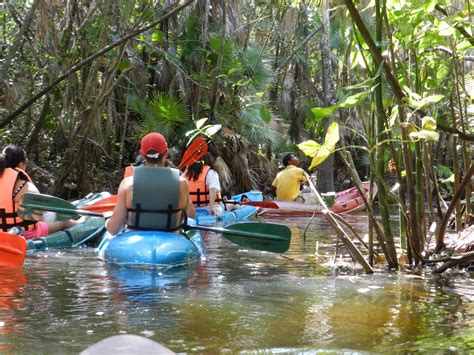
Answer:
xmin=26 ymin=217 xmax=105 ymax=252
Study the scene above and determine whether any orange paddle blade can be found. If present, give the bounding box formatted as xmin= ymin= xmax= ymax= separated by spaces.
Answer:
xmin=178 ymin=137 xmax=208 ymax=169
xmin=0 ymin=232 xmax=27 ymax=268
xmin=81 ymin=195 xmax=118 ymax=213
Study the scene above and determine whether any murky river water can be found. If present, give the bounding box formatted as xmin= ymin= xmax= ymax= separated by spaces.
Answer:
xmin=0 ymin=215 xmax=472 ymax=353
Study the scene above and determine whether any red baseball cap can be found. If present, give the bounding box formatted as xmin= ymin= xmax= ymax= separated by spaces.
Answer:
xmin=140 ymin=132 xmax=168 ymax=159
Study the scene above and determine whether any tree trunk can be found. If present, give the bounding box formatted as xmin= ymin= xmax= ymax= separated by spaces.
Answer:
xmin=317 ymin=0 xmax=335 ymax=193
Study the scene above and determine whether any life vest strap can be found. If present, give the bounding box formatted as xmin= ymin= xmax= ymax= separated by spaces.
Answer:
xmin=127 ymin=203 xmax=185 ymax=232
xmin=0 ymin=208 xmax=36 ymax=232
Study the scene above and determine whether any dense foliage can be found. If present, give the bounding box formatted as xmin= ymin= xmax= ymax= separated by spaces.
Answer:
xmin=1 ymin=0 xmax=472 ymax=269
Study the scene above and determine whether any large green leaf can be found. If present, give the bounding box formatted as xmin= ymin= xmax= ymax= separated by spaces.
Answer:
xmin=297 ymin=140 xmax=321 ymax=157
xmin=298 ymin=122 xmax=340 ymax=170
xmin=260 ymin=105 xmax=272 ymax=123
xmin=310 ymin=92 xmax=370 ymax=121
xmin=311 ymin=106 xmax=337 ymax=121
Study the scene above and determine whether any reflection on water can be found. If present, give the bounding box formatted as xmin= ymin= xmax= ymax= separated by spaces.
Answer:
xmin=0 ymin=215 xmax=472 ymax=353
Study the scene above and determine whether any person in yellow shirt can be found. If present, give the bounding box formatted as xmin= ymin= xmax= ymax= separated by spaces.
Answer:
xmin=272 ymin=153 xmax=307 ymax=201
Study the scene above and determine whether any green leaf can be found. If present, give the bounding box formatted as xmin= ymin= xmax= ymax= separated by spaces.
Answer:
xmin=389 ymin=105 xmax=399 ymax=128
xmin=297 ymin=140 xmax=322 ymax=157
xmin=409 ymin=130 xmax=439 ymax=141
xmin=338 ymin=91 xmax=370 ymax=108
xmin=308 ymin=146 xmax=334 ymax=170
xmin=421 ymin=116 xmax=437 ymax=130
xmin=260 ymin=105 xmax=271 ymax=123
xmin=324 ymin=121 xmax=340 ymax=148
xmin=298 ymin=122 xmax=340 ymax=170
xmin=457 ymin=39 xmax=473 ymax=51
xmin=151 ymin=31 xmax=164 ymax=44
xmin=418 ymin=94 xmax=444 ymax=109
xmin=438 ymin=21 xmax=455 ymax=36
xmin=311 ymin=106 xmax=337 ymax=120
xmin=421 ymin=0 xmax=437 ymax=12
xmin=442 ymin=173 xmax=455 ymax=184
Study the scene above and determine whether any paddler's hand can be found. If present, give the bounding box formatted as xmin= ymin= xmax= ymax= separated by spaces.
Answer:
xmin=210 ymin=205 xmax=223 ymax=218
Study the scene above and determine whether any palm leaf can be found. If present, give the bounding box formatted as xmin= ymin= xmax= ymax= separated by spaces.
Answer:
xmin=128 ymin=92 xmax=189 ymax=141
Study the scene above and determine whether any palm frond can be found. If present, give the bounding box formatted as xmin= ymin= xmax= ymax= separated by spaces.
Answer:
xmin=241 ymin=44 xmax=274 ymax=90
xmin=238 ymin=105 xmax=286 ymax=147
xmin=128 ymin=91 xmax=189 ymax=140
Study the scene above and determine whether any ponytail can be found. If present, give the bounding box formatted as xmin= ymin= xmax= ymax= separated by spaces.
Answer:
xmin=185 ymin=161 xmax=204 ymax=182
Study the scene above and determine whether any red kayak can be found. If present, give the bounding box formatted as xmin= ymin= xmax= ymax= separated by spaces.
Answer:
xmin=261 ymin=182 xmax=377 ymax=217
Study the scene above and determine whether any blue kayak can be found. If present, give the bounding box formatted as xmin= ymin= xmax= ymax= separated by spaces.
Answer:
xmin=97 ymin=225 xmax=205 ymax=269
xmin=195 ymin=204 xmax=259 ymax=226
xmin=231 ymin=190 xmax=263 ymax=202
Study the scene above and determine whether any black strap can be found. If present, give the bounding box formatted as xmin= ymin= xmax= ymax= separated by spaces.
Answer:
xmin=0 ymin=208 xmax=36 ymax=232
xmin=12 ymin=180 xmax=27 ymax=198
xmin=127 ymin=203 xmax=185 ymax=232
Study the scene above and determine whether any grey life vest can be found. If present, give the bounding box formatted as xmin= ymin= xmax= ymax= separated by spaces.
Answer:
xmin=127 ymin=166 xmax=184 ymax=231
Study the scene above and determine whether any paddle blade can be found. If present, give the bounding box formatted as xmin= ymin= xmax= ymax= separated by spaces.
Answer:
xmin=178 ymin=137 xmax=208 ymax=169
xmin=223 ymin=222 xmax=291 ymax=253
xmin=81 ymin=195 xmax=117 ymax=213
xmin=18 ymin=193 xmax=81 ymax=221
xmin=18 ymin=193 xmax=102 ymax=221
xmin=191 ymin=222 xmax=291 ymax=253
xmin=0 ymin=232 xmax=27 ymax=267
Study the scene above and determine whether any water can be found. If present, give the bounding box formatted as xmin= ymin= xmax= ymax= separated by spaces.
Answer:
xmin=0 ymin=215 xmax=472 ymax=353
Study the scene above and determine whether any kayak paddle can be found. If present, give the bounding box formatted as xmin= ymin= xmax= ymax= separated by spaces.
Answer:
xmin=18 ymin=193 xmax=291 ymax=253
xmin=223 ymin=200 xmax=279 ymax=209
xmin=18 ymin=193 xmax=104 ymax=221
xmin=0 ymin=232 xmax=27 ymax=267
xmin=187 ymin=222 xmax=291 ymax=253
xmin=178 ymin=136 xmax=208 ymax=169
xmin=81 ymin=197 xmax=280 ymax=214
xmin=80 ymin=195 xmax=117 ymax=213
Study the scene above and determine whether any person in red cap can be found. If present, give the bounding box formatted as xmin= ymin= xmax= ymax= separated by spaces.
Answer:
xmin=106 ymin=132 xmax=195 ymax=235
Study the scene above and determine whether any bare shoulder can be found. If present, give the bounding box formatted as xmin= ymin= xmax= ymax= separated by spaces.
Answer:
xmin=119 ymin=176 xmax=133 ymax=191
xmin=23 ymin=181 xmax=40 ymax=194
xmin=13 ymin=181 xmax=39 ymax=201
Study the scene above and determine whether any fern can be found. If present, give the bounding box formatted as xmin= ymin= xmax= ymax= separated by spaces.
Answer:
xmin=128 ymin=92 xmax=189 ymax=143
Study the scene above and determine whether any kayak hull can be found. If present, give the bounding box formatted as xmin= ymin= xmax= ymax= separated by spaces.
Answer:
xmin=262 ymin=182 xmax=378 ymax=217
xmin=196 ymin=204 xmax=259 ymax=225
xmin=97 ymin=229 xmax=205 ymax=269
xmin=26 ymin=217 xmax=105 ymax=251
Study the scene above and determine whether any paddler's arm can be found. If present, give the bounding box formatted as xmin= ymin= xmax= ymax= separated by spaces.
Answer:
xmin=180 ymin=177 xmax=195 ymax=219
xmin=106 ymin=178 xmax=129 ymax=235
xmin=209 ymin=187 xmax=222 ymax=217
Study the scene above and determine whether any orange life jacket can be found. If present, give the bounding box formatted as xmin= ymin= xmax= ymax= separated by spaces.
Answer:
xmin=0 ymin=168 xmax=36 ymax=232
xmin=185 ymin=165 xmax=221 ymax=207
